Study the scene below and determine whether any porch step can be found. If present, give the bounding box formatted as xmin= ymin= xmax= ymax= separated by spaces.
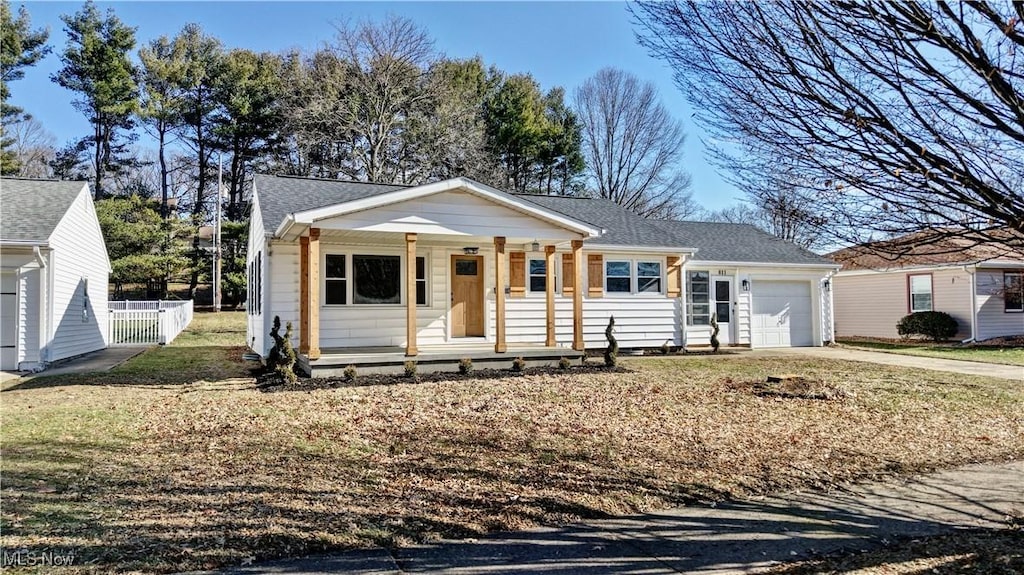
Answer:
xmin=298 ymin=346 xmax=584 ymax=377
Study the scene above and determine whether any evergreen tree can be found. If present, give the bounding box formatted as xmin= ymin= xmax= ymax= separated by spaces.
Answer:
xmin=1 ymin=0 xmax=50 ymax=174
xmin=52 ymin=0 xmax=138 ymax=199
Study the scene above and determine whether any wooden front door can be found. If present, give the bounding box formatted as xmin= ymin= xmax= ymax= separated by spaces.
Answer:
xmin=451 ymin=255 xmax=484 ymax=337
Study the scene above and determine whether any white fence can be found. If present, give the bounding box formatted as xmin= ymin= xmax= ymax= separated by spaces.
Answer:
xmin=108 ymin=300 xmax=194 ymax=346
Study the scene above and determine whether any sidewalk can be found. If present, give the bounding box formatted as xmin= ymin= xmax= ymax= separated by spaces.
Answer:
xmin=755 ymin=346 xmax=1023 ymax=381
xmin=204 ymin=460 xmax=1024 ymax=574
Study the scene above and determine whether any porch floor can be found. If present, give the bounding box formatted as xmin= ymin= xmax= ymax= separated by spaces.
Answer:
xmin=299 ymin=343 xmax=584 ymax=377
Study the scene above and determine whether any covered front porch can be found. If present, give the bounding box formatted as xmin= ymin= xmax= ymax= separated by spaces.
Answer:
xmin=274 ymin=178 xmax=602 ymax=374
xmin=299 ymin=343 xmax=585 ymax=377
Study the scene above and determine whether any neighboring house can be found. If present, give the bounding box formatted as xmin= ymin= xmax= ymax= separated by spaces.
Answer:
xmin=0 ymin=179 xmax=111 ymax=371
xmin=829 ymin=232 xmax=1024 ymax=341
xmin=248 ymin=175 xmax=837 ymax=374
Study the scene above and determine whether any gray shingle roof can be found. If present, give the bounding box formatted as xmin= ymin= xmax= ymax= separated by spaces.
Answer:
xmin=252 ymin=175 xmax=833 ymax=266
xmin=254 ymin=174 xmax=408 ymax=233
xmin=515 ymin=195 xmax=670 ymax=247
xmin=652 ymin=220 xmax=835 ymax=265
xmin=0 ymin=178 xmax=88 ymax=242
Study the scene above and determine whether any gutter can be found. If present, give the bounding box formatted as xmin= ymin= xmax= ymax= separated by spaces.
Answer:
xmin=588 ymin=244 xmax=698 ymax=255
xmin=695 ymin=260 xmax=840 ymax=270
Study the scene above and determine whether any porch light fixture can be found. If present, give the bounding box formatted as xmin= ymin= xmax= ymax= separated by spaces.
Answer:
xmin=462 ymin=247 xmax=479 ymax=255
xmin=823 ymin=279 xmax=831 ymax=292
xmin=530 ymin=240 xmax=540 ymax=252
xmin=741 ymin=279 xmax=750 ymax=292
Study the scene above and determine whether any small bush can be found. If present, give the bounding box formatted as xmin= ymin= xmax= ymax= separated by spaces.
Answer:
xmin=404 ymin=361 xmax=417 ymax=378
xmin=267 ymin=316 xmax=297 ymax=384
xmin=660 ymin=341 xmax=670 ymax=355
xmin=458 ymin=357 xmax=473 ymax=374
xmin=511 ymin=356 xmax=527 ymax=372
xmin=897 ymin=311 xmax=959 ymax=342
xmin=343 ymin=365 xmax=357 ymax=382
xmin=604 ymin=316 xmax=618 ymax=367
xmin=558 ymin=357 xmax=572 ymax=370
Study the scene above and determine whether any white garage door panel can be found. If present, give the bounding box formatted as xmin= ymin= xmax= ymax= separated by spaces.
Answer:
xmin=752 ymin=281 xmax=813 ymax=348
xmin=1 ymin=272 xmax=18 ymax=370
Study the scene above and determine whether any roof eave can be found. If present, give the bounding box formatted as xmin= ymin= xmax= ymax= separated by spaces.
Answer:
xmin=587 ymin=244 xmax=697 ymax=255
xmin=690 ymin=259 xmax=840 ymax=270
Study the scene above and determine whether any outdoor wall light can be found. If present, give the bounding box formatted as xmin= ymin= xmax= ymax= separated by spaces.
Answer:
xmin=823 ymin=279 xmax=831 ymax=292
xmin=531 ymin=240 xmax=540 ymax=252
xmin=741 ymin=279 xmax=750 ymax=292
xmin=462 ymin=247 xmax=479 ymax=255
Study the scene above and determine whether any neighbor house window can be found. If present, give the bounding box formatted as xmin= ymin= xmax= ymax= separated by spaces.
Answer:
xmin=1005 ymin=272 xmax=1023 ymax=312
xmin=416 ymin=256 xmax=428 ymax=306
xmin=637 ymin=261 xmax=662 ymax=293
xmin=909 ymin=274 xmax=932 ymax=312
xmin=606 ymin=260 xmax=631 ymax=293
xmin=325 ymin=254 xmax=347 ymax=305
xmin=529 ymin=258 xmax=547 ymax=292
xmin=686 ymin=271 xmax=710 ymax=326
xmin=353 ymin=255 xmax=400 ymax=304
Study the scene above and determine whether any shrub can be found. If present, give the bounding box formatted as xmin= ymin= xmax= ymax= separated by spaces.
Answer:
xmin=710 ymin=313 xmax=721 ymax=353
xmin=511 ymin=356 xmax=527 ymax=372
xmin=558 ymin=356 xmax=572 ymax=370
xmin=404 ymin=361 xmax=417 ymax=378
xmin=267 ymin=316 xmax=297 ymax=384
xmin=604 ymin=315 xmax=618 ymax=367
xmin=343 ymin=365 xmax=357 ymax=382
xmin=458 ymin=357 xmax=473 ymax=374
xmin=897 ymin=311 xmax=959 ymax=342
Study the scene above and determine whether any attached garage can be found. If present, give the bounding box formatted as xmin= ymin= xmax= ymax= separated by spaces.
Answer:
xmin=751 ymin=280 xmax=814 ymax=347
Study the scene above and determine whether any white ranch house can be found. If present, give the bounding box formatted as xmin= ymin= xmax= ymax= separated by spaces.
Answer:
xmin=247 ymin=175 xmax=838 ymax=375
xmin=0 ymin=179 xmax=111 ymax=372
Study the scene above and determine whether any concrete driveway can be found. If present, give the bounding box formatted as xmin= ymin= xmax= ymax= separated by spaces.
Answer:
xmin=1 ymin=347 xmax=145 ymax=385
xmin=754 ymin=346 xmax=1023 ymax=381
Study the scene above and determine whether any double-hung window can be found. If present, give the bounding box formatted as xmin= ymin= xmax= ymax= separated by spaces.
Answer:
xmin=415 ymin=256 xmax=428 ymax=306
xmin=1005 ymin=272 xmax=1023 ymax=312
xmin=637 ymin=261 xmax=662 ymax=293
xmin=529 ymin=258 xmax=547 ymax=293
xmin=908 ymin=274 xmax=932 ymax=312
xmin=686 ymin=271 xmax=710 ymax=325
xmin=325 ymin=255 xmax=347 ymax=305
xmin=605 ymin=260 xmax=631 ymax=293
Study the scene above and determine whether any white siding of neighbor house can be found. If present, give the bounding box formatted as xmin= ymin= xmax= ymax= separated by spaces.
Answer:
xmin=17 ymin=267 xmax=41 ymax=365
xmin=833 ymin=268 xmax=972 ymax=339
xmin=247 ymin=192 xmax=267 ymax=355
xmin=46 ymin=185 xmax=110 ymax=362
xmin=313 ymin=190 xmax=584 ymax=241
xmin=975 ymin=270 xmax=1024 ymax=340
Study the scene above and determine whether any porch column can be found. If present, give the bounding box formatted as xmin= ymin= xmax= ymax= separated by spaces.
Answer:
xmin=545 ymin=245 xmax=556 ymax=346
xmin=300 ymin=236 xmax=310 ymax=354
xmin=405 ymin=233 xmax=418 ymax=356
xmin=494 ymin=236 xmax=507 ymax=353
xmin=307 ymin=227 xmax=321 ymax=360
xmin=572 ymin=240 xmax=584 ymax=351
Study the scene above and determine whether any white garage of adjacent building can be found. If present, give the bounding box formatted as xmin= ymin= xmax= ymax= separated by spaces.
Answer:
xmin=0 ymin=178 xmax=111 ymax=372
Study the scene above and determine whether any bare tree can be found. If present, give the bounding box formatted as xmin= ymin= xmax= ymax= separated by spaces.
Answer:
xmin=632 ymin=1 xmax=1024 ymax=253
xmin=701 ymin=188 xmax=828 ymax=252
xmin=5 ymin=116 xmax=56 ymax=178
xmin=332 ymin=15 xmax=436 ymax=183
xmin=574 ymin=67 xmax=694 ymax=218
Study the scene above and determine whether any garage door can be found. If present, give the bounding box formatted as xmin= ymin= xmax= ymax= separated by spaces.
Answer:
xmin=1 ymin=272 xmax=18 ymax=370
xmin=752 ymin=280 xmax=813 ymax=347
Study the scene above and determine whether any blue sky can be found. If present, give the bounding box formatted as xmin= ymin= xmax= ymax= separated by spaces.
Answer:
xmin=10 ymin=1 xmax=743 ymax=211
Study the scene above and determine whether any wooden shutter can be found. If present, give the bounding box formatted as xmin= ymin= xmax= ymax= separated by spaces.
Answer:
xmin=562 ymin=255 xmax=574 ymax=296
xmin=509 ymin=251 xmax=526 ymax=298
xmin=666 ymin=256 xmax=681 ymax=298
xmin=587 ymin=253 xmax=604 ymax=298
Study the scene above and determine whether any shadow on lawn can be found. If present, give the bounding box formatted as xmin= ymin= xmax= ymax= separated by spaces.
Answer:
xmin=1 ymin=346 xmax=256 ymax=392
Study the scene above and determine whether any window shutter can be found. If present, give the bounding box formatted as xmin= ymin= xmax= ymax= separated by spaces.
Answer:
xmin=587 ymin=253 xmax=603 ymax=298
xmin=666 ymin=256 xmax=681 ymax=298
xmin=509 ymin=251 xmax=526 ymax=298
xmin=562 ymin=255 xmax=574 ymax=296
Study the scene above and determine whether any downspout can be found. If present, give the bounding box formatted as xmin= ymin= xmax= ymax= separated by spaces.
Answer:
xmin=962 ymin=265 xmax=977 ymax=343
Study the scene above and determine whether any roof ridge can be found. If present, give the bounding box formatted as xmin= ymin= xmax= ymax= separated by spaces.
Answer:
xmin=0 ymin=176 xmax=81 ymax=183
xmin=256 ymin=173 xmax=409 ymax=188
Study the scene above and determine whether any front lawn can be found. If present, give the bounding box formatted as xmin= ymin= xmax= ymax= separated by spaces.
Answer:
xmin=838 ymin=338 xmax=1024 ymax=366
xmin=2 ymin=319 xmax=1023 ymax=572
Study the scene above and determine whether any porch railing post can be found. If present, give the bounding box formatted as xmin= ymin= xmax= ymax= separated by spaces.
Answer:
xmin=405 ymin=232 xmax=418 ymax=356
xmin=494 ymin=236 xmax=507 ymax=353
xmin=572 ymin=240 xmax=585 ymax=351
xmin=545 ymin=245 xmax=556 ymax=346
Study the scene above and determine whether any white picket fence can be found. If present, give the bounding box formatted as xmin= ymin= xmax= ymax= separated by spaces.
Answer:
xmin=108 ymin=300 xmax=194 ymax=346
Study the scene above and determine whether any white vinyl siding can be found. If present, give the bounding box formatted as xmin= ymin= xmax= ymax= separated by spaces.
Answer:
xmin=46 ymin=186 xmax=109 ymax=362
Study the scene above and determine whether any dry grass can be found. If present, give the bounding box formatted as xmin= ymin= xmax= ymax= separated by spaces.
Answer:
xmin=2 ymin=324 xmax=1023 ymax=572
